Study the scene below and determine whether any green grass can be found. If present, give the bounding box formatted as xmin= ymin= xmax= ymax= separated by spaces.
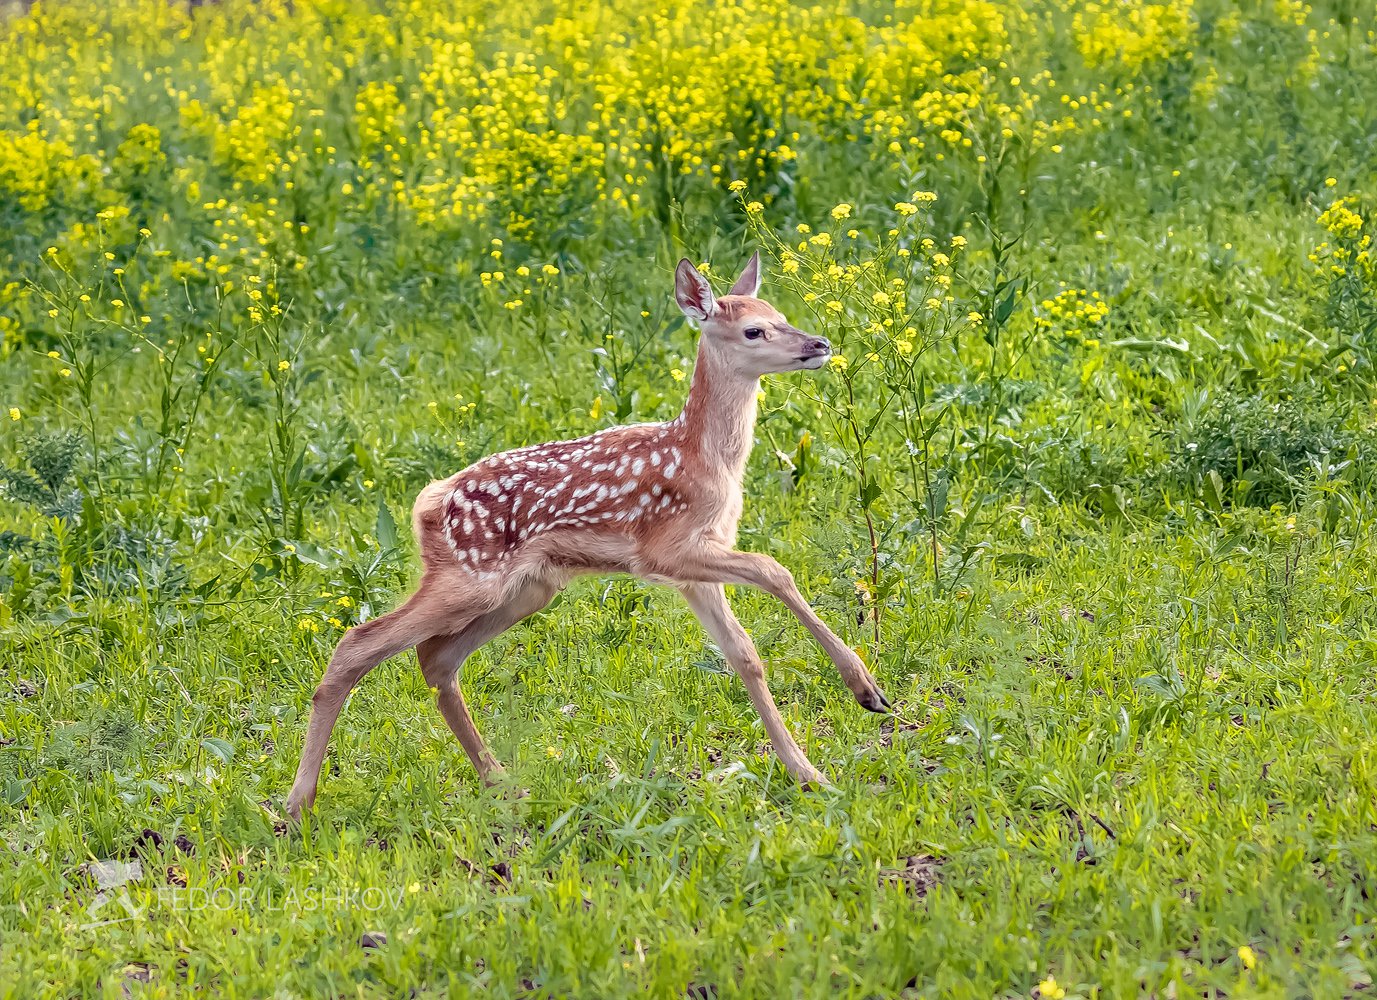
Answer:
xmin=4 ymin=0 xmax=1377 ymax=996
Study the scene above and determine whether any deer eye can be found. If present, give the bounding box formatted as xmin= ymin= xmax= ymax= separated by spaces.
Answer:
xmin=743 ymin=327 xmax=765 ymax=341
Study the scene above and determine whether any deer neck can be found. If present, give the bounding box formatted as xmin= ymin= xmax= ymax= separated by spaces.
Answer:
xmin=675 ymin=340 xmax=759 ymax=486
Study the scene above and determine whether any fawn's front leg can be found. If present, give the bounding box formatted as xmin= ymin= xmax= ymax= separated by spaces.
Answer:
xmin=665 ymin=548 xmax=890 ymax=712
xmin=678 ymin=582 xmax=828 ymax=786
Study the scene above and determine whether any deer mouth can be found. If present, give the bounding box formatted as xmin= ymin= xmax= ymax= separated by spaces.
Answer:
xmin=796 ymin=350 xmax=830 ymax=369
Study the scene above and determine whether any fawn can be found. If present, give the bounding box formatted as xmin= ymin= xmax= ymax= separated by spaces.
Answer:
xmin=285 ymin=252 xmax=890 ymax=818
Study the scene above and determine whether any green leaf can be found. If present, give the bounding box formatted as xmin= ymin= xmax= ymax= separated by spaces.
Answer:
xmin=3 ymin=778 xmax=30 ymax=806
xmin=280 ymin=539 xmax=333 ymax=568
xmin=923 ymin=474 xmax=950 ymax=524
xmin=1203 ymin=470 xmax=1226 ymax=514
xmin=1089 ymin=483 xmax=1130 ymax=524
xmin=201 ymin=737 xmax=235 ymax=764
xmin=994 ymin=280 xmax=1021 ymax=326
xmin=860 ymin=478 xmax=883 ymax=510
xmin=1107 ymin=337 xmax=1192 ymax=355
xmin=376 ymin=499 xmax=399 ymax=550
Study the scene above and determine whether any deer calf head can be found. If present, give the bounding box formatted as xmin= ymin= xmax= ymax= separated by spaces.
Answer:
xmin=674 ymin=253 xmax=832 ymax=378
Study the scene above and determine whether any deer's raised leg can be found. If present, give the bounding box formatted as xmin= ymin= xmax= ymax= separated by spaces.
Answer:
xmin=666 ymin=549 xmax=890 ymax=713
xmin=417 ymin=580 xmax=558 ymax=783
xmin=286 ymin=587 xmax=473 ymax=819
xmin=678 ymin=582 xmax=828 ymax=786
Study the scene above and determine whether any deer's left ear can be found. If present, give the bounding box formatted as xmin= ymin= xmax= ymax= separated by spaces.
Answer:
xmin=728 ymin=250 xmax=762 ymax=297
xmin=674 ymin=258 xmax=717 ymax=321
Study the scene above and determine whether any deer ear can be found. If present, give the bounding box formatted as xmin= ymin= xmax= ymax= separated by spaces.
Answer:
xmin=674 ymin=259 xmax=717 ymax=321
xmin=728 ymin=250 xmax=762 ymax=297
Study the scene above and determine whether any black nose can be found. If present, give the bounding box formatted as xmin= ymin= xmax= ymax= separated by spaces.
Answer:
xmin=809 ymin=337 xmax=831 ymax=353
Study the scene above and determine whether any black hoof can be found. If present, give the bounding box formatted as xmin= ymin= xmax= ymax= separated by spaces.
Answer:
xmin=858 ymin=687 xmax=892 ymax=713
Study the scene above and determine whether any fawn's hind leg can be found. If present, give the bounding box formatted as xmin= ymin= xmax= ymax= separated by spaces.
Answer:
xmin=417 ymin=580 xmax=558 ymax=783
xmin=286 ymin=585 xmax=474 ymax=819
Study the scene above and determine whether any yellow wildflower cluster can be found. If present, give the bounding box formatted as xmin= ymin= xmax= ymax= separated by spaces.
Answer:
xmin=1311 ymin=196 xmax=1373 ymax=283
xmin=0 ymin=124 xmax=101 ymax=213
xmin=1072 ymin=1 xmax=1196 ymax=72
xmin=742 ymin=189 xmax=971 ymax=381
xmin=0 ymin=0 xmax=1201 ymax=241
xmin=1034 ymin=286 xmax=1110 ymax=339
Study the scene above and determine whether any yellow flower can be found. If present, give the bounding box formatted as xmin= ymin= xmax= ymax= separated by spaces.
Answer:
xmin=277 ymin=360 xmax=290 ymax=371
xmin=829 ymin=355 xmax=848 ymax=370
xmin=670 ymin=368 xmax=686 ymax=382
xmin=895 ymin=202 xmax=918 ymax=216
xmin=589 ymin=395 xmax=603 ymax=419
xmin=728 ymin=180 xmax=747 ymax=193
xmin=1325 ymin=177 xmax=1337 ymax=187
xmin=826 ymin=300 xmax=843 ymax=314
xmin=1037 ymin=977 xmax=1066 ymax=999
xmin=59 ymin=368 xmax=72 ymax=377
xmin=8 ymin=407 xmax=19 ymax=421
xmin=830 ymin=203 xmax=852 ymax=220
xmin=542 ymin=264 xmax=560 ymax=277
xmin=363 ymin=479 xmax=375 ymax=489
xmin=950 ymin=235 xmax=968 ymax=249
xmin=297 ymin=618 xmax=320 ymax=633
xmin=1238 ymin=945 xmax=1257 ymax=970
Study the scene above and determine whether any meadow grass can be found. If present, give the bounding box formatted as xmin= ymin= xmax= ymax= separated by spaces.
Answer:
xmin=3 ymin=0 xmax=1377 ymax=996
